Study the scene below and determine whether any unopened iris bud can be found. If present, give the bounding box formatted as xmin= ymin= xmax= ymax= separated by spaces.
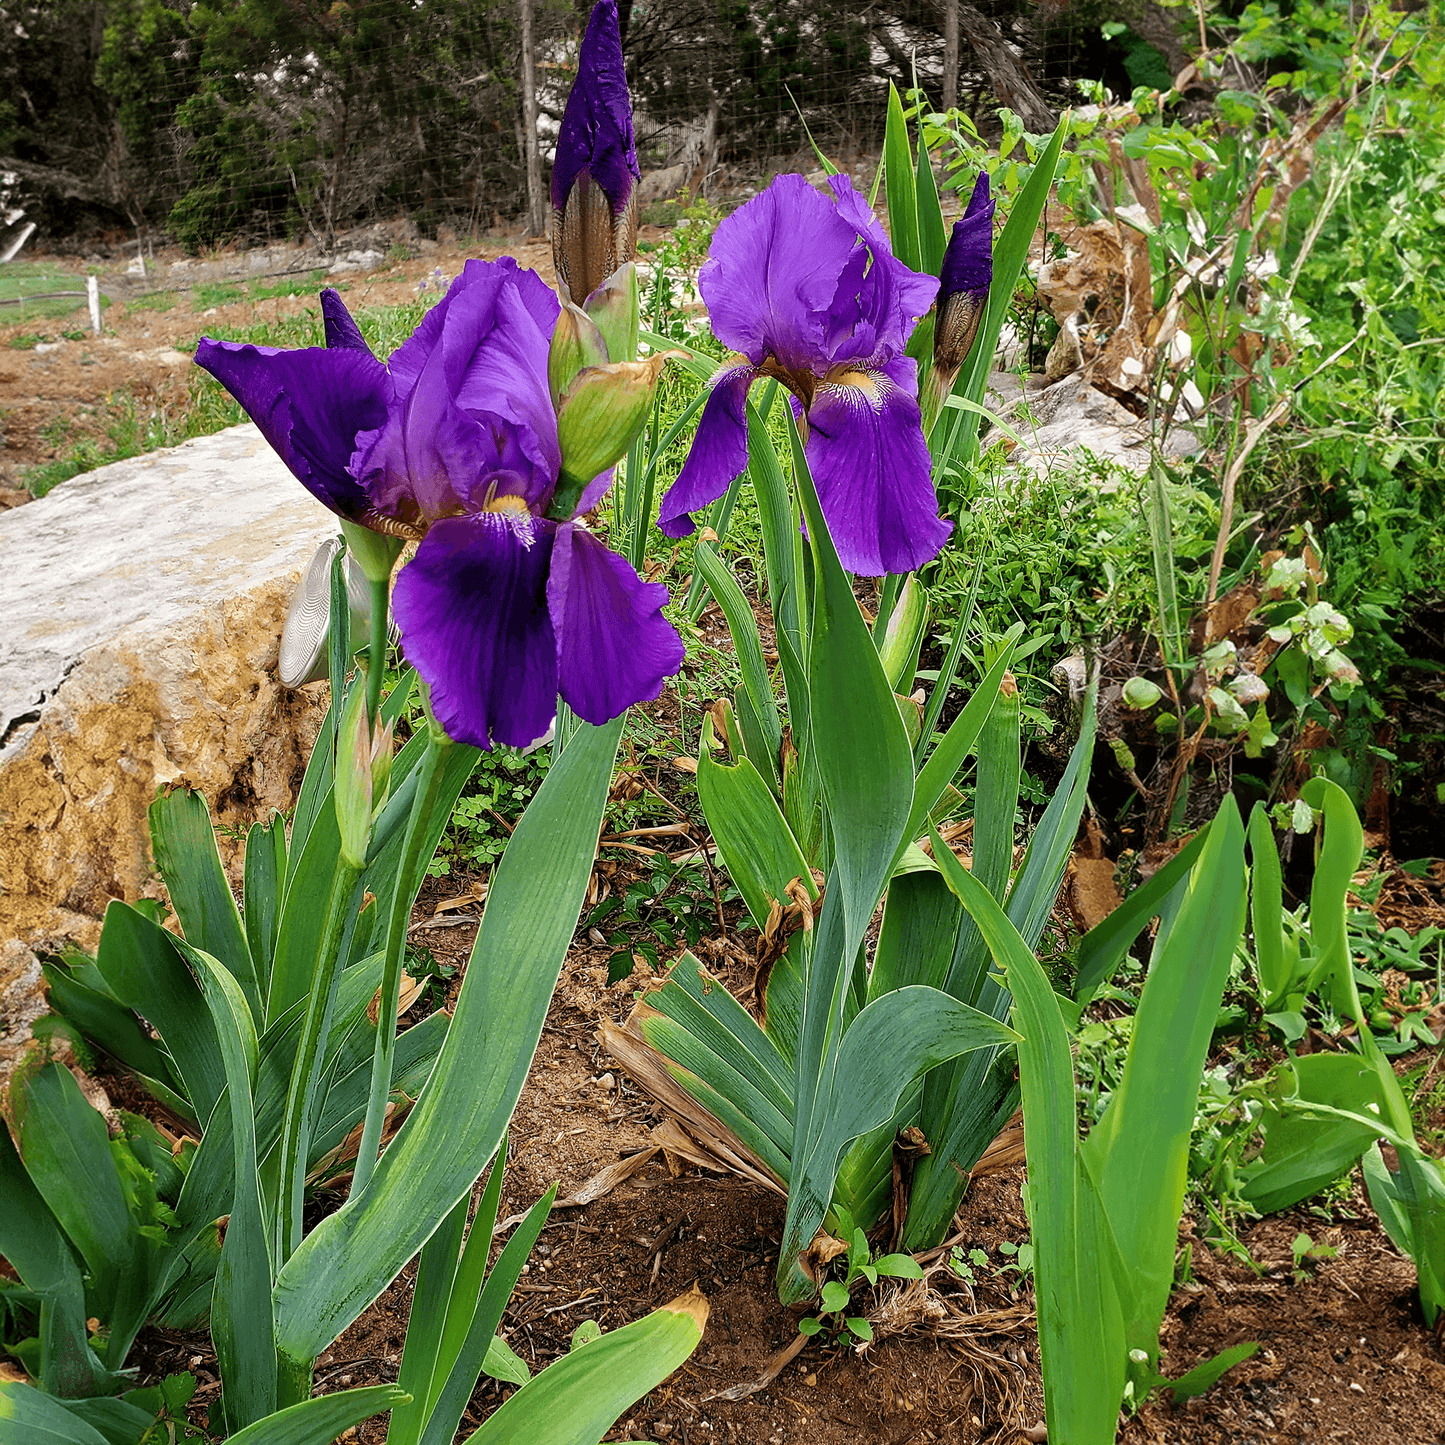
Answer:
xmin=335 ymin=663 xmax=395 ymax=868
xmin=549 ymin=300 xmax=611 ymax=407
xmin=582 ymin=261 xmax=640 ymax=364
xmin=554 ymin=353 xmax=671 ymax=490
xmin=923 ymin=172 xmax=996 ymax=434
xmin=552 ymin=0 xmax=640 ymax=304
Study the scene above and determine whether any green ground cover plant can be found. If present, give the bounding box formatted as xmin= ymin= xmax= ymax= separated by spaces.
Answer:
xmin=0 ymin=262 xmax=99 ymax=325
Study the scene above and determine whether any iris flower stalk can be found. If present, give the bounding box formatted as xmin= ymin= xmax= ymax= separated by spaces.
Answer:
xmin=656 ymin=172 xmax=949 ymax=577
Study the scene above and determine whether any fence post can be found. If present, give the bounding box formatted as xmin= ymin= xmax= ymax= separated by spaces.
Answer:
xmin=519 ymin=0 xmax=545 ymax=238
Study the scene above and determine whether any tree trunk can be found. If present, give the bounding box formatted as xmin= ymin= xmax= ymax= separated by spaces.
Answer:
xmin=518 ymin=0 xmax=545 ymax=237
xmin=1132 ymin=0 xmax=1193 ymax=79
xmin=943 ymin=0 xmax=959 ymax=112
xmin=957 ymin=4 xmax=1055 ymax=133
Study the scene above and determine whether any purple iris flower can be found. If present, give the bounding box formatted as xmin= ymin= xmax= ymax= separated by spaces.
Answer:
xmin=196 ymin=259 xmax=683 ymax=752
xmin=656 ymin=172 xmax=950 ymax=577
xmin=552 ymin=0 xmax=640 ymax=304
xmin=934 ymin=172 xmax=996 ymax=384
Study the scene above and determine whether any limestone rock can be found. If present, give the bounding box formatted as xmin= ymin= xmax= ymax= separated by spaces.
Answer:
xmin=0 ymin=939 xmax=45 ymax=1090
xmin=990 ymin=374 xmax=1201 ymax=476
xmin=1 ymin=424 xmax=336 ymax=947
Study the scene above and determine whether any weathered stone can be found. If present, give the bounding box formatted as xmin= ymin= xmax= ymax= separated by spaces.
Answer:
xmin=1 ymin=423 xmax=335 ymax=948
xmin=985 ymin=372 xmax=1200 ymax=476
xmin=638 ymin=165 xmax=689 ymax=208
xmin=0 ymin=938 xmax=46 ymax=1090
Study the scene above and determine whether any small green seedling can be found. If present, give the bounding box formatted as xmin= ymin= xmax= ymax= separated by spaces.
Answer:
xmin=1289 ymin=1230 xmax=1339 ymax=1283
xmin=797 ymin=1207 xmax=923 ymax=1345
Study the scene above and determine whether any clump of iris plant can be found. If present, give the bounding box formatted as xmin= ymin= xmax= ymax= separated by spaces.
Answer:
xmin=196 ymin=259 xmax=681 ymax=753
xmin=656 ymin=171 xmax=949 ymax=577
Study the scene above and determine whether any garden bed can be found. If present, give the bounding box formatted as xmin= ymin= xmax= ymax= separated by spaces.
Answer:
xmin=109 ymin=825 xmax=1443 ymax=1445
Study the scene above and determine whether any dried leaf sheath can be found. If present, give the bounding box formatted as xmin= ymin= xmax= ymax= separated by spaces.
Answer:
xmin=554 ymin=180 xmax=638 ymax=306
xmin=598 ymin=1006 xmax=786 ymax=1198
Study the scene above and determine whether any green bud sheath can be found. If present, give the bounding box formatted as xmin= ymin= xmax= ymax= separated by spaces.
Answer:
xmin=554 ymin=352 xmax=673 ymax=488
xmin=338 ymin=519 xmax=405 ymax=586
xmin=334 ymin=668 xmax=375 ymax=869
xmin=549 ymin=299 xmax=611 ymax=407
xmin=583 ymin=261 xmax=641 ymax=364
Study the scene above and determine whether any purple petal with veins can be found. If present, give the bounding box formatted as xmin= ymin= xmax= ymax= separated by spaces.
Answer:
xmin=804 ymin=357 xmax=952 ymax=577
xmin=549 ymin=523 xmax=685 ymax=723
xmin=195 ymin=339 xmax=387 ymax=519
xmin=392 ymin=513 xmax=560 ymax=751
xmin=657 ymin=362 xmax=756 ymax=538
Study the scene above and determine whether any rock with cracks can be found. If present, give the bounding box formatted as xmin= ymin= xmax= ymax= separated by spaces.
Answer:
xmin=1 ymin=423 xmax=335 ymax=952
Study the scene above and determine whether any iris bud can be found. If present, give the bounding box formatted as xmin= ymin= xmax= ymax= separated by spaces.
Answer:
xmin=922 ymin=172 xmax=996 ymax=436
xmin=551 ymin=0 xmax=640 ymax=304
xmin=554 ymin=352 xmax=671 ymax=494
xmin=335 ymin=662 xmax=395 ymax=868
xmin=549 ymin=300 xmax=611 ymax=408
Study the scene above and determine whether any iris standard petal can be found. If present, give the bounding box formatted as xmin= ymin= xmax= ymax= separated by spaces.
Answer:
xmin=369 ymin=260 xmax=560 ymax=510
xmin=321 ymin=289 xmax=373 ymax=354
xmin=823 ymin=174 xmax=939 ymax=369
xmin=573 ymin=466 xmax=617 ymax=519
xmin=826 ymin=172 xmax=893 ymax=256
xmin=656 ymin=362 xmax=756 ymax=538
xmin=195 ymin=339 xmax=387 ymax=519
xmin=548 ymin=522 xmax=684 ymax=724
xmin=391 ymin=514 xmax=560 ymax=751
xmin=805 ymin=357 xmax=952 ymax=576
xmin=699 ymin=174 xmax=863 ymax=372
xmin=386 ymin=259 xmax=558 ymax=409
xmin=444 ymin=274 xmax=560 ymax=493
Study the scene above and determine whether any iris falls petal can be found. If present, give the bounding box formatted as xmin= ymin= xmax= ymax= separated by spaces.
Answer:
xmin=195 ymin=340 xmax=387 ymax=519
xmin=549 ymin=523 xmax=684 ymax=724
xmin=656 ymin=362 xmax=756 ymax=538
xmin=391 ymin=514 xmax=560 ymax=751
xmin=805 ymin=357 xmax=952 ymax=576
